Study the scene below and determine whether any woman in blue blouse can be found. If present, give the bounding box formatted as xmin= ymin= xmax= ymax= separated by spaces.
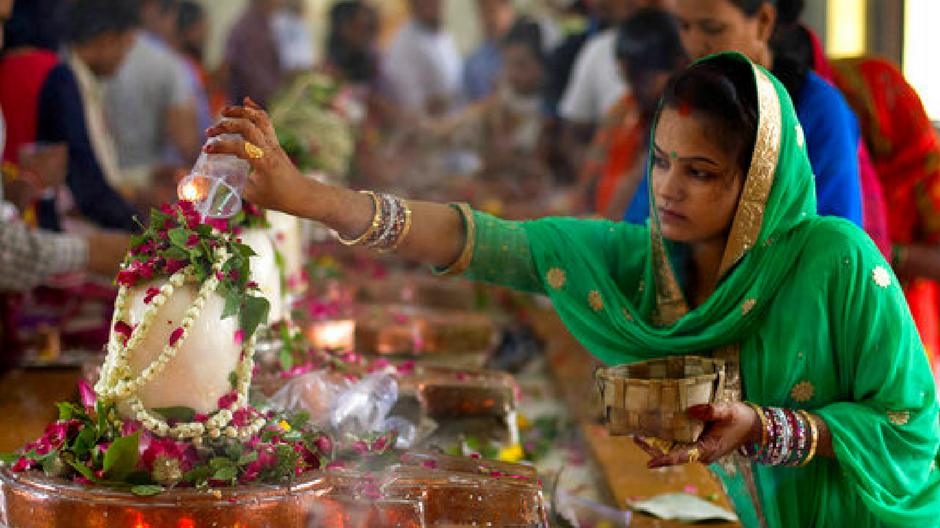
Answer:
xmin=625 ymin=0 xmax=866 ymax=231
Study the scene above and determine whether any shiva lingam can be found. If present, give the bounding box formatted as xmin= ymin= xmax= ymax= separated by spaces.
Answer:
xmin=0 ymin=203 xmax=547 ymax=528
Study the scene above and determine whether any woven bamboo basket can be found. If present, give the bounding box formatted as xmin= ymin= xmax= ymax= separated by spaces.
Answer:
xmin=596 ymin=356 xmax=726 ymax=443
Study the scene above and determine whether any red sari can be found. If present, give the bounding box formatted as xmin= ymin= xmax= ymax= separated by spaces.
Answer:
xmin=0 ymin=48 xmax=60 ymax=163
xmin=831 ymin=56 xmax=940 ymax=372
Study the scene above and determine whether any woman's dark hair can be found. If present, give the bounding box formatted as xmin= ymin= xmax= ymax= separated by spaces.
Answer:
xmin=4 ymin=0 xmax=68 ymax=51
xmin=327 ymin=1 xmax=376 ymax=83
xmin=67 ymin=0 xmax=140 ymax=44
xmin=502 ymin=19 xmax=545 ymax=65
xmin=726 ymin=0 xmax=804 ymax=26
xmin=615 ymin=9 xmax=685 ymax=82
xmin=658 ymin=56 xmax=759 ymax=176
xmin=177 ymin=1 xmax=205 ymax=34
xmin=726 ymin=0 xmax=807 ymax=109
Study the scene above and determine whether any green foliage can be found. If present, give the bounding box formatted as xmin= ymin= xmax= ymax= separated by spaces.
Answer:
xmin=153 ymin=407 xmax=197 ymax=423
xmin=120 ymin=203 xmax=270 ymax=341
xmin=103 ymin=432 xmax=140 ymax=481
xmin=131 ymin=484 xmax=165 ymax=496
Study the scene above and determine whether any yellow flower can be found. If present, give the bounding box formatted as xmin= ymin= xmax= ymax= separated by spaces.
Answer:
xmin=279 ymin=420 xmax=292 ymax=432
xmin=498 ymin=443 xmax=525 ymax=463
xmin=516 ymin=413 xmax=532 ymax=431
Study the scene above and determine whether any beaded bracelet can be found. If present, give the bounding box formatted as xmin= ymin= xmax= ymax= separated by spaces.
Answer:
xmin=336 ymin=191 xmax=413 ymax=252
xmin=787 ymin=410 xmax=810 ymax=466
xmin=782 ymin=409 xmax=803 ymax=466
xmin=797 ymin=410 xmax=819 ymax=466
xmin=385 ymin=201 xmax=413 ymax=252
xmin=377 ymin=196 xmax=412 ymax=253
xmin=741 ymin=404 xmax=819 ymax=467
xmin=745 ymin=402 xmax=768 ymax=447
xmin=365 ymin=192 xmax=393 ymax=247
xmin=337 ymin=190 xmax=382 ymax=246
xmin=769 ymin=407 xmax=791 ymax=466
xmin=372 ymin=194 xmax=402 ymax=250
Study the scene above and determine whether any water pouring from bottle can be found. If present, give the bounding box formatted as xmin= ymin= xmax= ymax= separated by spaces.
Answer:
xmin=177 ymin=127 xmax=251 ymax=218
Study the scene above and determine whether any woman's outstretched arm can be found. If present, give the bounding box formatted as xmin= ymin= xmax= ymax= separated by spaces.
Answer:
xmin=204 ymin=100 xmax=466 ymax=271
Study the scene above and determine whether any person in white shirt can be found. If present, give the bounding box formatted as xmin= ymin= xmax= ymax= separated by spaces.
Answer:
xmin=105 ymin=0 xmax=200 ymax=187
xmin=382 ymin=0 xmax=463 ymax=117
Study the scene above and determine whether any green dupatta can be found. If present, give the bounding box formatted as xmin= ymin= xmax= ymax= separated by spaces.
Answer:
xmin=448 ymin=53 xmax=940 ymax=527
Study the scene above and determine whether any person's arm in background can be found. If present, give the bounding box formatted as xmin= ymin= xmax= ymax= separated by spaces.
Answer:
xmin=36 ymin=65 xmax=141 ymax=232
xmin=0 ymin=220 xmax=129 ymax=291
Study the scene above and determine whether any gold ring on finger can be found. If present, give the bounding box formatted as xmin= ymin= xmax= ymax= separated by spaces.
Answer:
xmin=646 ymin=438 xmax=676 ymax=454
xmin=687 ymin=447 xmax=701 ymax=464
xmin=245 ymin=142 xmax=264 ymax=159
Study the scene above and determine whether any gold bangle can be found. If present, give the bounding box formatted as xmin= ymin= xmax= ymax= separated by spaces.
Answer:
xmin=383 ymin=199 xmax=412 ymax=253
xmin=433 ymin=202 xmax=475 ymax=276
xmin=745 ymin=402 xmax=768 ymax=448
xmin=336 ymin=190 xmax=381 ymax=246
xmin=797 ymin=410 xmax=819 ymax=466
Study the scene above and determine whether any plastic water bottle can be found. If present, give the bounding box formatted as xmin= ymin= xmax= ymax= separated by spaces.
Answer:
xmin=330 ymin=373 xmax=399 ymax=435
xmin=177 ymin=131 xmax=250 ymax=218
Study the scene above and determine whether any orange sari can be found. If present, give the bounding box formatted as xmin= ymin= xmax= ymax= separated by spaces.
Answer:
xmin=579 ymin=94 xmax=645 ymax=214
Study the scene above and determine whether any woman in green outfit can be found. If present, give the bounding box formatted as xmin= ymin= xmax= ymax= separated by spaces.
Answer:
xmin=205 ymin=53 xmax=939 ymax=527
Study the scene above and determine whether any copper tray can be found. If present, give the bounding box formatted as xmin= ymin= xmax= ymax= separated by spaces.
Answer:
xmin=0 ymin=452 xmax=546 ymax=527
xmin=354 ymin=305 xmax=496 ymax=356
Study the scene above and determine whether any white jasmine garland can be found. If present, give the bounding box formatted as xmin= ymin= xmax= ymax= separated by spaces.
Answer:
xmin=97 ymin=242 xmax=266 ymax=441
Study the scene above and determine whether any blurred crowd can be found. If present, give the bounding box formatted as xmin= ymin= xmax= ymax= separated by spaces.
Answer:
xmin=2 ymin=0 xmax=940 ymax=369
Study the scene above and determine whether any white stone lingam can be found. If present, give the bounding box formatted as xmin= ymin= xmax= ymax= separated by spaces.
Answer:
xmin=97 ymin=244 xmax=266 ymax=441
xmin=240 ymin=228 xmax=284 ymax=322
xmin=121 ymin=281 xmax=239 ymax=415
xmin=266 ymin=210 xmax=304 ymax=291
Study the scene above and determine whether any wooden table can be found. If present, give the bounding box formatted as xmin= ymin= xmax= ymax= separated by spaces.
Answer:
xmin=530 ymin=309 xmax=741 ymax=527
xmin=0 ymin=368 xmax=82 ymax=453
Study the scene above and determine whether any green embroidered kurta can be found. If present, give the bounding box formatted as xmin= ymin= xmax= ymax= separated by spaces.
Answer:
xmin=444 ymin=53 xmax=940 ymax=527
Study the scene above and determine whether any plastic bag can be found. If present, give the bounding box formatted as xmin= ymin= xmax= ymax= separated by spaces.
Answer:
xmin=269 ymin=371 xmax=353 ymax=427
xmin=330 ymin=373 xmax=398 ymax=435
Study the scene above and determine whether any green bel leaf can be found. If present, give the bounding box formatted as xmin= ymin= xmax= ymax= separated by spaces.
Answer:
xmin=56 ymin=401 xmax=89 ymax=422
xmin=103 ymin=431 xmax=140 ymax=481
xmin=67 ymin=459 xmax=98 ymax=482
xmin=153 ymin=406 xmax=198 ymax=423
xmin=212 ymin=465 xmax=238 ymax=482
xmin=168 ymin=228 xmax=189 ymax=248
xmin=162 ymin=247 xmax=189 ymax=261
xmin=71 ymin=426 xmax=98 ymax=459
xmin=131 ymin=484 xmax=165 ymax=496
xmin=239 ymin=295 xmax=270 ymax=339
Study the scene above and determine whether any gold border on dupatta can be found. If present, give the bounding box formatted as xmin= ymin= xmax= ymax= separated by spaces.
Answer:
xmin=647 ymin=60 xmax=781 ymax=528
xmin=711 ymin=63 xmax=781 ymax=528
xmin=718 ymin=64 xmax=783 ymax=277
